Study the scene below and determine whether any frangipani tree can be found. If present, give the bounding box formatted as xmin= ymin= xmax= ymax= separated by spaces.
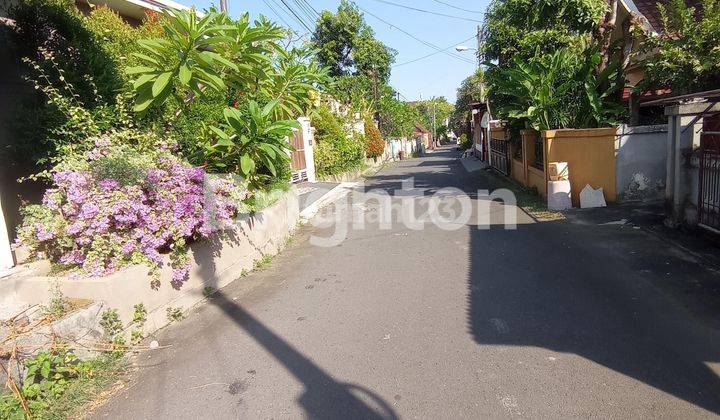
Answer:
xmin=125 ymin=9 xmax=328 ymax=184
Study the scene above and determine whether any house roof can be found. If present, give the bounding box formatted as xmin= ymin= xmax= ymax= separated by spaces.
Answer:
xmin=81 ymin=0 xmax=189 ymax=20
xmin=413 ymin=123 xmax=430 ymax=133
xmin=628 ymin=0 xmax=667 ymax=32
xmin=628 ymin=0 xmax=702 ymax=33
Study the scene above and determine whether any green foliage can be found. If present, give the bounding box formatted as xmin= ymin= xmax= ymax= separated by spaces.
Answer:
xmin=483 ymin=0 xmax=607 ymax=62
xmin=364 ymin=117 xmax=385 ymax=158
xmin=450 ymin=69 xmax=485 ymax=137
xmin=43 ymin=281 xmax=69 ymax=318
xmin=203 ymin=286 xmax=216 ymax=298
xmin=638 ymin=0 xmax=720 ymax=93
xmin=6 ymin=0 xmax=163 ymax=165
xmin=0 ymin=351 xmax=125 ymax=419
xmin=254 ymin=254 xmax=274 ymax=270
xmin=311 ymin=0 xmax=396 ymax=82
xmin=487 ymin=46 xmax=624 ymax=130
xmin=410 ymin=98 xmax=453 ymax=139
xmin=312 ymin=105 xmax=364 ymax=176
xmin=458 ymin=134 xmax=471 ymax=151
xmin=100 ymin=309 xmax=123 ymax=339
xmin=132 ymin=303 xmax=147 ymax=324
xmin=166 ymin=307 xmax=184 ymax=322
xmin=130 ymin=303 xmax=147 ymax=344
xmin=22 ymin=349 xmax=79 ymax=402
xmin=204 ymin=101 xmax=296 ymax=187
xmin=126 ymin=8 xmax=327 ymax=186
xmin=378 ymin=96 xmax=421 ymax=139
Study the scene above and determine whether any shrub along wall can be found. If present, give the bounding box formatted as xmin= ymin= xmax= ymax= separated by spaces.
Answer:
xmin=311 ymin=105 xmax=364 ymax=178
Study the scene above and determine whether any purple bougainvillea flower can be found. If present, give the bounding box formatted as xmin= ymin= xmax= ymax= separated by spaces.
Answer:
xmin=21 ymin=160 xmax=237 ymax=286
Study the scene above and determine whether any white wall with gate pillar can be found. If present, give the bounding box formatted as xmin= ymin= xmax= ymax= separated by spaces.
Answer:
xmin=297 ymin=117 xmax=316 ymax=183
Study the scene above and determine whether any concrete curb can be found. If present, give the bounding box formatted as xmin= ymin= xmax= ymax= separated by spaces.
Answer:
xmin=299 ymin=182 xmax=359 ymax=222
xmin=460 ymin=156 xmax=489 ymax=173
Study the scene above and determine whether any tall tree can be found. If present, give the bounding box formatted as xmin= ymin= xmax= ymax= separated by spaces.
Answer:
xmin=450 ymin=69 xmax=485 ymax=138
xmin=482 ymin=0 xmax=607 ymax=63
xmin=311 ymin=0 xmax=396 ymax=81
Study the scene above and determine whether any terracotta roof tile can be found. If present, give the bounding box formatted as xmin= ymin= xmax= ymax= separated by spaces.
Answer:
xmin=632 ymin=0 xmax=668 ymax=32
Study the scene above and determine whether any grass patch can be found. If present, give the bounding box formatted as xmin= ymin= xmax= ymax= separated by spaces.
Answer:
xmin=474 ymin=168 xmax=565 ymax=221
xmin=1 ymin=354 xmax=127 ymax=420
xmin=253 ymin=254 xmax=273 ymax=270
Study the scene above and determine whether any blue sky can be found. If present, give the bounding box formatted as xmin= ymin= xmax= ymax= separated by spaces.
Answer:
xmin=188 ymin=0 xmax=489 ymax=102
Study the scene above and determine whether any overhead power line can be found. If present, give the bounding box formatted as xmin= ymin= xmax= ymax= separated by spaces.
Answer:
xmin=262 ymin=0 xmax=294 ymax=29
xmin=291 ymin=0 xmax=318 ymax=25
xmin=277 ymin=0 xmax=314 ymax=32
xmin=428 ymin=0 xmax=485 ymax=14
xmin=393 ymin=35 xmax=476 ymax=67
xmin=365 ymin=0 xmax=483 ymax=23
xmin=354 ymin=4 xmax=475 ymax=65
xmin=300 ymin=0 xmax=320 ymax=17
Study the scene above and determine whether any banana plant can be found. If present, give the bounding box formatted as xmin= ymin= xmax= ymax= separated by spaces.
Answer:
xmin=205 ymin=100 xmax=298 ymax=184
xmin=486 ymin=45 xmax=625 ymax=131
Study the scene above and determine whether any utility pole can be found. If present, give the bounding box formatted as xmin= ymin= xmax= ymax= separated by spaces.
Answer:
xmin=432 ymin=98 xmax=436 ymax=148
xmin=476 ymin=25 xmax=482 ymax=68
xmin=371 ymin=66 xmax=380 ymax=123
xmin=220 ymin=0 xmax=227 ymax=12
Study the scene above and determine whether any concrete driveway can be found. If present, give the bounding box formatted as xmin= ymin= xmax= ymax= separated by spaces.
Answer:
xmin=92 ymin=147 xmax=720 ymax=419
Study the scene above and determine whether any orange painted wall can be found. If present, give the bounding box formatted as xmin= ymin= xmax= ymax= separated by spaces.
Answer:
xmin=542 ymin=128 xmax=617 ymax=207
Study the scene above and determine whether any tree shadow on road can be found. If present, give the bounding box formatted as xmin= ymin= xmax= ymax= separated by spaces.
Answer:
xmin=467 ymin=216 xmax=720 ymax=414
xmin=210 ymin=291 xmax=398 ymax=420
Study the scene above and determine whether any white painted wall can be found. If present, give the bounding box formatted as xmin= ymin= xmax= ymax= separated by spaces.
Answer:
xmin=298 ymin=117 xmax=316 ymax=183
xmin=0 ymin=193 xmax=15 ymax=275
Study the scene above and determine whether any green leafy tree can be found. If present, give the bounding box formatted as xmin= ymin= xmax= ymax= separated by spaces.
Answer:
xmin=483 ymin=0 xmax=607 ymax=62
xmin=311 ymin=0 xmax=396 ymax=82
xmin=378 ymin=96 xmax=421 ymax=139
xmin=411 ymin=98 xmax=453 ymax=140
xmin=450 ymin=69 xmax=485 ymax=138
xmin=126 ymin=9 xmax=328 ymax=182
xmin=638 ymin=0 xmax=720 ymax=94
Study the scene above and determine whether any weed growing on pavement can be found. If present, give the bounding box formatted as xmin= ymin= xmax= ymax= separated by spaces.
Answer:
xmin=166 ymin=307 xmax=184 ymax=323
xmin=254 ymin=254 xmax=273 ymax=270
xmin=42 ymin=281 xmax=70 ymax=319
xmin=130 ymin=303 xmax=147 ymax=344
xmin=100 ymin=309 xmax=127 ymax=356
xmin=203 ymin=286 xmax=216 ymax=298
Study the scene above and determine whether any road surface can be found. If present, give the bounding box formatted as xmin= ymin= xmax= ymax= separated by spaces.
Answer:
xmin=93 ymin=147 xmax=720 ymax=419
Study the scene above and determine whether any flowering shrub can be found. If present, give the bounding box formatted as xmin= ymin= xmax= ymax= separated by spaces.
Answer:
xmin=364 ymin=117 xmax=385 ymax=159
xmin=17 ymin=135 xmax=238 ymax=289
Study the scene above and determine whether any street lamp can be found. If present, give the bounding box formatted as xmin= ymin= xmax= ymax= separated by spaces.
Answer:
xmin=455 ymin=45 xmax=471 ymax=52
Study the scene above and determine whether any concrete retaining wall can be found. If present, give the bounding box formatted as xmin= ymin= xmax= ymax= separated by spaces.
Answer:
xmin=0 ymin=189 xmax=300 ymax=336
xmin=615 ymin=124 xmax=668 ymax=202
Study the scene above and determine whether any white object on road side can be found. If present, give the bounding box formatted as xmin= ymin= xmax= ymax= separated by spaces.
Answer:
xmin=547 ymin=180 xmax=572 ymax=210
xmin=579 ymin=184 xmax=607 ymax=208
xmin=0 ymin=191 xmax=15 ymax=277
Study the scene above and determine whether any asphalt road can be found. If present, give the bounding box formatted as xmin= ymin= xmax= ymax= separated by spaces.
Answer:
xmin=93 ymin=147 xmax=720 ymax=419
